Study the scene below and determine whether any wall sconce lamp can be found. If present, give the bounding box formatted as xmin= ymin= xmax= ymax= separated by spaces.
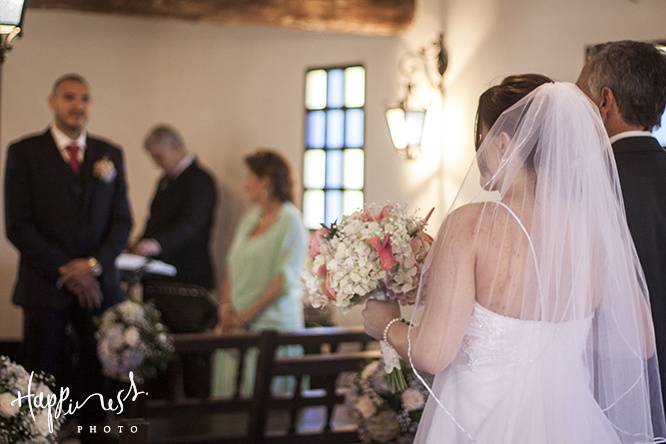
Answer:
xmin=386 ymin=32 xmax=448 ymax=160
xmin=0 ymin=0 xmax=26 ymax=64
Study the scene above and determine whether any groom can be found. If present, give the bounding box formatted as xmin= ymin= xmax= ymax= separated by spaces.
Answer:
xmin=4 ymin=73 xmax=132 ymax=438
xmin=577 ymin=41 xmax=666 ymax=414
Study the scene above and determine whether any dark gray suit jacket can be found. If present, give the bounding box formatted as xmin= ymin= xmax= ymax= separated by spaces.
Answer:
xmin=4 ymin=129 xmax=133 ymax=310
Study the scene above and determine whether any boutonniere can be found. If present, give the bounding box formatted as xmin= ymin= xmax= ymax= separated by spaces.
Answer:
xmin=93 ymin=155 xmax=117 ymax=183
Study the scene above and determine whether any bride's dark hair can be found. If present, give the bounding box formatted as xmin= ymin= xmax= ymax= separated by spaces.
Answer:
xmin=475 ymin=74 xmax=554 ymax=150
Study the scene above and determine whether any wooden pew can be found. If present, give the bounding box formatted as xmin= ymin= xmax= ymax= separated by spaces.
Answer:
xmin=135 ymin=331 xmax=274 ymax=443
xmin=132 ymin=327 xmax=378 ymax=443
xmin=261 ymin=328 xmax=379 ymax=444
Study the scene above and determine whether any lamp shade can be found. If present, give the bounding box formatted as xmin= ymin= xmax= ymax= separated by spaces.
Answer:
xmin=0 ymin=0 xmax=25 ymax=34
xmin=385 ymin=106 xmax=426 ymax=151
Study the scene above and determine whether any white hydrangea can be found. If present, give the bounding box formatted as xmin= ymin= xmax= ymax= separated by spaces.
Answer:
xmin=302 ymin=203 xmax=432 ymax=309
xmin=31 ymin=409 xmax=51 ymax=436
xmin=116 ymin=301 xmax=145 ymax=324
xmin=123 ymin=326 xmax=141 ymax=348
xmin=0 ymin=392 xmax=20 ymax=418
xmin=106 ymin=324 xmax=125 ymax=350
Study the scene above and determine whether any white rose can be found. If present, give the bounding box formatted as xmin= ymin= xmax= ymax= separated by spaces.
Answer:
xmin=117 ymin=301 xmax=145 ymax=323
xmin=124 ymin=327 xmax=141 ymax=348
xmin=401 ymin=388 xmax=425 ymax=411
xmin=32 ymin=409 xmax=51 ymax=436
xmin=356 ymin=395 xmax=376 ymax=419
xmin=0 ymin=393 xmax=20 ymax=418
xmin=107 ymin=324 xmax=125 ymax=349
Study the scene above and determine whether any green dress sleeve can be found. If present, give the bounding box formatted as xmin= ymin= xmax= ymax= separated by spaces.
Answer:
xmin=275 ymin=206 xmax=309 ymax=297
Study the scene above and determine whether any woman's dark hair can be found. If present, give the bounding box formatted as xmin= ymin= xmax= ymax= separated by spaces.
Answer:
xmin=475 ymin=74 xmax=554 ymax=149
xmin=244 ymin=149 xmax=295 ymax=203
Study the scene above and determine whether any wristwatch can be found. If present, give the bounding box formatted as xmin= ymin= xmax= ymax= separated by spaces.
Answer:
xmin=88 ymin=257 xmax=103 ymax=277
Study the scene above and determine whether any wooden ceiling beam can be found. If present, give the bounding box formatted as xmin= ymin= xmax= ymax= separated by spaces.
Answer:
xmin=28 ymin=0 xmax=415 ymax=36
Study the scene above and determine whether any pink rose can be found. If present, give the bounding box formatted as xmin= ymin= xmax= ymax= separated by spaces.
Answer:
xmin=308 ymin=229 xmax=328 ymax=258
xmin=317 ymin=265 xmax=337 ymax=302
xmin=324 ymin=271 xmax=337 ymax=302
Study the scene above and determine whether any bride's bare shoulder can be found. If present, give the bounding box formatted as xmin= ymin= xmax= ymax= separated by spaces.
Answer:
xmin=440 ymin=203 xmax=486 ymax=242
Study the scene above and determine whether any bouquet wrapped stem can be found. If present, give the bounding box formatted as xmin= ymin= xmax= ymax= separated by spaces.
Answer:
xmin=371 ymin=289 xmax=408 ymax=393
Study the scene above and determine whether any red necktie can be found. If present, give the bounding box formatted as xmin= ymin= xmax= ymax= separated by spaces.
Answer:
xmin=65 ymin=144 xmax=80 ymax=174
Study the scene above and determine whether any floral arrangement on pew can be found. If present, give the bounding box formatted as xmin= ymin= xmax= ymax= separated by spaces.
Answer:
xmin=303 ymin=203 xmax=433 ymax=391
xmin=345 ymin=359 xmax=428 ymax=443
xmin=0 ymin=356 xmax=65 ymax=443
xmin=96 ymin=300 xmax=174 ymax=384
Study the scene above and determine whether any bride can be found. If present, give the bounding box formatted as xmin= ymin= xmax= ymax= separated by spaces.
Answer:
xmin=362 ymin=75 xmax=666 ymax=443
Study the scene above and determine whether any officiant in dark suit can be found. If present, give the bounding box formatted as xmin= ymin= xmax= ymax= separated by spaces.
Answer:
xmin=132 ymin=125 xmax=217 ymax=292
xmin=4 ymin=73 xmax=133 ymax=438
xmin=132 ymin=125 xmax=218 ymax=397
xmin=578 ymin=40 xmax=666 ymax=422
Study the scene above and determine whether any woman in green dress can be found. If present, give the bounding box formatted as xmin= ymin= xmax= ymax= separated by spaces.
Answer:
xmin=212 ymin=149 xmax=307 ymax=397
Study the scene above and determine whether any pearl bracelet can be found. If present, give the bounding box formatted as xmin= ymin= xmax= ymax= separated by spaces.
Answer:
xmin=382 ymin=317 xmax=402 ymax=343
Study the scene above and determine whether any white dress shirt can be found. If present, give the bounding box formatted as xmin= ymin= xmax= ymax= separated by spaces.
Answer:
xmin=609 ymin=130 xmax=653 ymax=145
xmin=172 ymin=153 xmax=194 ymax=179
xmin=50 ymin=124 xmax=87 ymax=163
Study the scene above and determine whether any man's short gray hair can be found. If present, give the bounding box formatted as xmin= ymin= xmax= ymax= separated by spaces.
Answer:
xmin=144 ymin=125 xmax=185 ymax=150
xmin=584 ymin=41 xmax=666 ymax=130
xmin=52 ymin=73 xmax=88 ymax=94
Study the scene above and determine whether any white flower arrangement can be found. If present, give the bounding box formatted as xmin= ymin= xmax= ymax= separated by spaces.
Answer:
xmin=345 ymin=359 xmax=428 ymax=443
xmin=304 ymin=203 xmax=433 ymax=310
xmin=303 ymin=203 xmax=433 ymax=391
xmin=0 ymin=356 xmax=64 ymax=443
xmin=96 ymin=300 xmax=174 ymax=384
xmin=93 ymin=155 xmax=117 ymax=184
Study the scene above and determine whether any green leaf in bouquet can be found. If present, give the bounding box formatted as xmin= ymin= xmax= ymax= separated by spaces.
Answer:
xmin=349 ymin=293 xmax=369 ymax=306
xmin=322 ymin=220 xmax=340 ymax=239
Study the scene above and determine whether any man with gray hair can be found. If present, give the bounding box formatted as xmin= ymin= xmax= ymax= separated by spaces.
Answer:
xmin=133 ymin=125 xmax=217 ymax=290
xmin=132 ymin=125 xmax=218 ymax=398
xmin=577 ymin=40 xmax=666 ymax=418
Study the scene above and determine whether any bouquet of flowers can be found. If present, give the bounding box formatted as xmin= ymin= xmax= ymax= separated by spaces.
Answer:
xmin=303 ymin=203 xmax=433 ymax=391
xmin=345 ymin=359 xmax=428 ymax=443
xmin=0 ymin=356 xmax=64 ymax=443
xmin=96 ymin=300 xmax=174 ymax=384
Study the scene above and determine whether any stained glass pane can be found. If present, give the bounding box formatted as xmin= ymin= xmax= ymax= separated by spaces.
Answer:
xmin=326 ymin=110 xmax=344 ymax=149
xmin=303 ymin=150 xmax=325 ymax=189
xmin=343 ymin=190 xmax=364 ymax=215
xmin=306 ymin=111 xmax=326 ymax=149
xmin=345 ymin=109 xmax=364 ymax=148
xmin=327 ymin=69 xmax=344 ymax=109
xmin=325 ymin=191 xmax=343 ymax=226
xmin=326 ymin=150 xmax=343 ymax=188
xmin=344 ymin=66 xmax=365 ymax=108
xmin=343 ymin=149 xmax=364 ymax=189
xmin=305 ymin=69 xmax=327 ymax=110
xmin=303 ymin=190 xmax=325 ymax=229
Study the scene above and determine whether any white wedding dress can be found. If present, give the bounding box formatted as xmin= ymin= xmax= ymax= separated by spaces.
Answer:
xmin=414 ymin=302 xmax=620 ymax=443
xmin=408 ymin=83 xmax=664 ymax=444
